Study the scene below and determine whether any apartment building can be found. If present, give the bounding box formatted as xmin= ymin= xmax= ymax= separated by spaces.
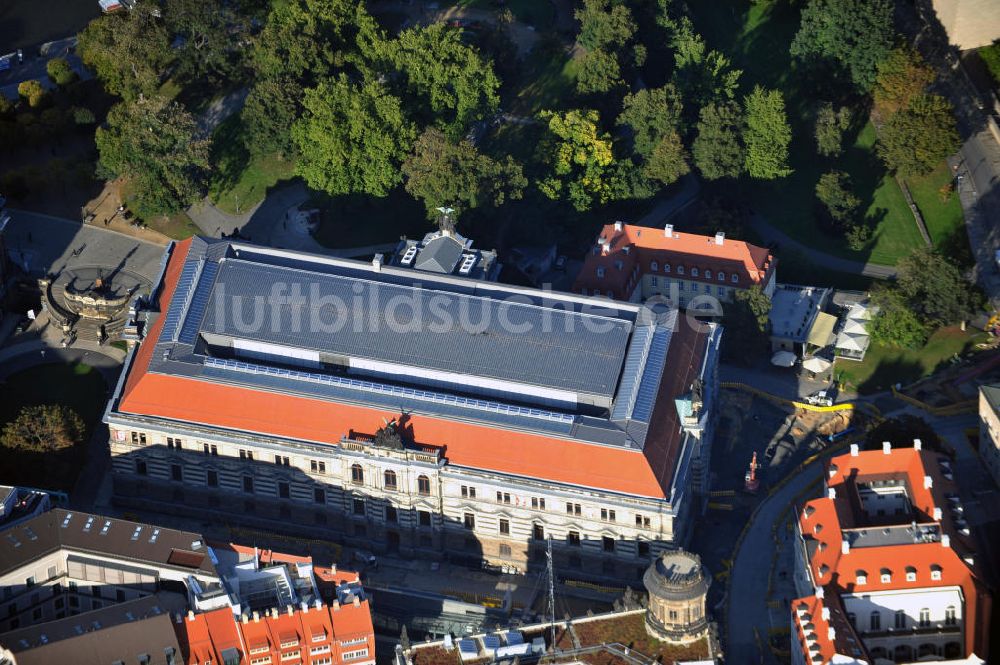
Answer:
xmin=572 ymin=222 xmax=777 ymax=307
xmin=0 ymin=507 xmax=374 ymax=665
xmin=978 ymin=385 xmax=1000 ymax=489
xmin=790 ymin=443 xmax=991 ymax=664
xmin=104 ymin=237 xmax=721 ymax=584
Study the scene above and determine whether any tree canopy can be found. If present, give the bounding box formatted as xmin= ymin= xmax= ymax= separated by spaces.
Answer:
xmin=292 ymin=75 xmax=417 ymax=197
xmin=575 ymin=0 xmax=636 ymax=50
xmin=669 ymin=17 xmax=741 ymax=112
xmin=721 ymin=285 xmax=771 ymax=363
xmin=538 ymin=109 xmax=625 ymax=211
xmin=873 ymin=47 xmax=936 ymax=117
xmin=743 ymin=86 xmax=792 ymax=179
xmin=876 ymin=93 xmax=960 ymax=176
xmin=790 ymin=0 xmax=894 ymax=91
xmin=96 ymin=96 xmax=211 ymax=214
xmin=692 ymin=101 xmax=744 ymax=180
xmin=616 ymin=85 xmax=684 ymax=158
xmin=374 ymin=24 xmax=500 ymax=137
xmin=164 ymin=0 xmax=250 ymax=83
xmin=869 ymin=286 xmax=928 ymax=349
xmin=402 ymin=128 xmax=526 ymax=218
xmin=896 ymin=247 xmax=978 ymax=326
xmin=77 ymin=3 xmax=171 ymax=100
xmin=1 ymin=404 xmax=84 ymax=453
xmin=814 ymin=103 xmax=852 ymax=157
xmin=241 ymin=77 xmax=303 ymax=158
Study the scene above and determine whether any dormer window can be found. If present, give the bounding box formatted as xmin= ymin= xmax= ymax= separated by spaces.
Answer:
xmin=596 ymin=267 xmax=605 ymax=279
xmin=664 ymin=263 xmax=671 ymax=273
xmin=930 ymin=565 xmax=942 ymax=581
xmin=905 ymin=566 xmax=917 ymax=582
xmin=650 ymin=261 xmax=658 ymax=271
xmin=677 ymin=266 xmax=684 ymax=275
xmin=718 ymin=272 xmax=725 ymax=281
xmin=880 ymin=568 xmax=891 ymax=583
xmin=704 ymin=270 xmax=712 ymax=279
xmin=731 ymin=273 xmax=738 ymax=283
xmin=819 ymin=564 xmax=829 ymax=578
xmin=813 ymin=524 xmax=822 ymax=534
xmin=855 ymin=570 xmax=867 ymax=585
xmin=614 ymin=259 xmax=624 ymax=271
xmin=691 ymin=267 xmax=699 ymax=277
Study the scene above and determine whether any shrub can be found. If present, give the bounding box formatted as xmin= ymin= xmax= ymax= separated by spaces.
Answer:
xmin=17 ymin=80 xmax=47 ymax=108
xmin=46 ymin=57 xmax=77 ymax=86
xmin=72 ymin=106 xmax=96 ymax=125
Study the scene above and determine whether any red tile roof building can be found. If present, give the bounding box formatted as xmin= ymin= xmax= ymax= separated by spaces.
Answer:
xmin=790 ymin=444 xmax=991 ymax=664
xmin=573 ymin=222 xmax=777 ymax=305
xmin=105 ymin=238 xmax=722 ymax=585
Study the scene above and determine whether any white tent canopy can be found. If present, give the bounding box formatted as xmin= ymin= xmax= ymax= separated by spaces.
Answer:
xmin=771 ymin=350 xmax=798 ymax=367
xmin=836 ymin=332 xmax=870 ymax=353
xmin=842 ymin=318 xmax=868 ymax=336
xmin=802 ymin=356 xmax=832 ymax=373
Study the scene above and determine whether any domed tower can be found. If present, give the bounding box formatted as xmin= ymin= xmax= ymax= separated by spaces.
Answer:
xmin=642 ymin=549 xmax=711 ymax=644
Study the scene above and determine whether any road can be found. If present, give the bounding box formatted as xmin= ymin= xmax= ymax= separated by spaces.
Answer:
xmin=0 ymin=37 xmax=90 ymax=101
xmin=4 ymin=208 xmax=166 ymax=282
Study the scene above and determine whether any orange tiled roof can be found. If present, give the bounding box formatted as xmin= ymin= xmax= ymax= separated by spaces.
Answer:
xmin=115 ymin=239 xmax=709 ymax=500
xmin=573 ymin=223 xmax=776 ymax=300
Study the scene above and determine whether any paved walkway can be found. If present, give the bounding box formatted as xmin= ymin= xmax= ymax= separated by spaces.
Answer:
xmin=748 ymin=214 xmax=898 ymax=279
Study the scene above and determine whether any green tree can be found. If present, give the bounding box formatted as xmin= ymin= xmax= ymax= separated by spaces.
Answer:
xmin=814 ymin=102 xmax=852 ymax=157
xmin=691 ymin=101 xmax=744 ymax=180
xmin=815 ymin=170 xmax=860 ymax=226
xmin=869 ymin=286 xmax=928 ymax=349
xmin=790 ymin=0 xmax=894 ymax=91
xmin=721 ymin=285 xmax=771 ymax=363
xmin=46 ymin=57 xmax=76 ymax=86
xmin=537 ymin=109 xmax=625 ymax=211
xmin=17 ymin=80 xmax=46 ymax=108
xmin=1 ymin=404 xmax=84 ymax=453
xmin=96 ymin=96 xmax=211 ymax=214
xmin=241 ymin=77 xmax=303 ymax=157
xmin=876 ymin=94 xmax=960 ymax=176
xmin=643 ymin=131 xmax=690 ymax=187
xmin=402 ymin=128 xmax=526 ymax=218
xmin=873 ymin=47 xmax=935 ymax=117
xmin=292 ymin=75 xmax=417 ymax=197
xmin=616 ymin=85 xmax=684 ymax=158
xmin=77 ymin=4 xmax=171 ymax=100
xmin=897 ymin=247 xmax=978 ymax=326
xmin=576 ymin=48 xmax=624 ymax=94
xmin=164 ymin=0 xmax=250 ymax=83
xmin=743 ymin=86 xmax=792 ymax=179
xmin=669 ymin=17 xmax=741 ymax=111
xmin=375 ymin=24 xmax=500 ymax=137
xmin=575 ymin=0 xmax=636 ymax=50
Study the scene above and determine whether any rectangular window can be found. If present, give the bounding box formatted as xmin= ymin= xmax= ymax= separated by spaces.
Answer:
xmin=207 ymin=470 xmax=218 ymax=487
xmin=638 ymin=541 xmax=650 ymax=557
xmin=499 ymin=519 xmax=510 ymax=535
xmin=275 ymin=455 xmax=289 ymax=466
xmin=461 ymin=485 xmax=476 ymax=498
xmin=418 ymin=510 xmax=431 ymax=527
xmin=385 ymin=506 xmax=397 ymax=523
xmin=651 ymin=276 xmax=658 ymax=286
xmin=464 ymin=513 xmax=475 ymax=529
xmin=136 ymin=460 xmax=147 ymax=476
xmin=314 ymin=488 xmax=325 ymax=504
xmin=171 ymin=464 xmax=183 ymax=482
xmin=533 ymin=523 xmax=544 ymax=540
xmin=532 ymin=497 xmax=546 ymax=510
xmin=353 ymin=498 xmax=365 ymax=516
xmin=496 ymin=492 xmax=510 ymax=504
xmin=131 ymin=431 xmax=139 ymax=444
xmin=278 ymin=482 xmax=290 ymax=499
xmin=139 ymin=433 xmax=146 ymax=444
xmin=203 ymin=443 xmax=210 ymax=455
xmin=243 ymin=476 xmax=254 ymax=494
xmin=635 ymin=514 xmax=650 ymax=528
xmin=311 ymin=460 xmax=326 ymax=473
xmin=568 ymin=531 xmax=581 ymax=547
xmin=600 ymin=508 xmax=616 ymax=522
xmin=603 ymin=536 xmax=615 ymax=552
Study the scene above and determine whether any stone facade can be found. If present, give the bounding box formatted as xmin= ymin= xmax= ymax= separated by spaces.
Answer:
xmin=642 ymin=550 xmax=711 ymax=644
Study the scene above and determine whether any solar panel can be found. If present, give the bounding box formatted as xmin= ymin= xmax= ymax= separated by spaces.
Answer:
xmin=458 ymin=640 xmax=477 ymax=654
xmin=159 ymin=259 xmax=201 ymax=341
xmin=505 ymin=631 xmax=524 ymax=645
xmin=178 ymin=260 xmax=220 ymax=344
xmin=631 ymin=327 xmax=671 ymax=423
xmin=482 ymin=635 xmax=501 ymax=649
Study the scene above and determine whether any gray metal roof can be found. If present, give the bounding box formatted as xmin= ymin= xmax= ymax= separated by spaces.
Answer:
xmin=414 ymin=234 xmax=464 ymax=273
xmin=198 ymin=258 xmax=632 ymax=397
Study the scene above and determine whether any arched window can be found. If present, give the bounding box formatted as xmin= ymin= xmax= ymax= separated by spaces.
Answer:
xmin=855 ymin=570 xmax=867 ymax=585
xmin=691 ymin=267 xmax=699 ymax=277
xmin=650 ymin=261 xmax=658 ymax=271
xmin=704 ymin=270 xmax=712 ymax=280
xmin=905 ymin=565 xmax=917 ymax=581
xmin=417 ymin=474 xmax=430 ymax=496
xmin=731 ymin=273 xmax=738 ymax=283
xmin=718 ymin=272 xmax=725 ymax=282
xmin=677 ymin=265 xmax=684 ymax=275
xmin=919 ymin=608 xmax=930 ymax=627
xmin=930 ymin=564 xmax=942 ymax=581
xmin=870 ymin=611 xmax=881 ymax=631
xmin=945 ymin=606 xmax=956 ymax=626
xmin=880 ymin=568 xmax=892 ymax=583
xmin=894 ymin=610 xmax=906 ymax=629
xmin=664 ymin=263 xmax=671 ymax=273
xmin=351 ymin=464 xmax=364 ymax=485
xmin=383 ymin=470 xmax=397 ymax=490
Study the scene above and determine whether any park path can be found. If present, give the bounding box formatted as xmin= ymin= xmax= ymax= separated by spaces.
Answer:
xmin=748 ymin=214 xmax=898 ymax=279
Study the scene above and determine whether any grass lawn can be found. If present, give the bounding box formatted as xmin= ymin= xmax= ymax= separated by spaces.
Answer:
xmin=0 ymin=362 xmax=108 ymax=491
xmin=688 ymin=0 xmax=954 ymax=268
xmin=836 ymin=326 xmax=985 ymax=394
xmin=453 ymin=0 xmax=555 ymax=29
xmin=906 ymin=162 xmax=964 ymax=246
xmin=207 ymin=116 xmax=297 ymax=215
xmin=311 ymin=189 xmax=430 ymax=249
xmin=506 ymin=42 xmax=580 ymax=115
xmin=120 ymin=181 xmax=201 ymax=240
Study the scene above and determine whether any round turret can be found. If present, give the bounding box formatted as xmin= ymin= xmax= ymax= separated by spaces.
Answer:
xmin=642 ymin=549 xmax=711 ymax=644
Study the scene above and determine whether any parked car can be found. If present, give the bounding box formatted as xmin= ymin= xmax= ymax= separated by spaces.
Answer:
xmin=805 ymin=390 xmax=834 ymax=407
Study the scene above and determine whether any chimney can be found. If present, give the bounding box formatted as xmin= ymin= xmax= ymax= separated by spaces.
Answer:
xmin=175 ymin=613 xmax=182 ymax=624
xmin=600 ymin=238 xmax=610 ymax=256
xmin=882 ymin=441 xmax=891 ymax=455
xmin=330 ymin=564 xmax=336 ymax=575
xmin=252 ymin=611 xmax=260 ymax=623
xmin=815 ymin=586 xmax=824 ymax=599
xmin=614 ymin=221 xmax=624 ymax=232
xmin=715 ymin=231 xmax=725 ymax=245
xmin=924 ymin=475 xmax=933 ymax=489
xmin=300 ymin=601 xmax=309 ymax=613
xmin=933 ymin=507 xmax=942 ymax=520
xmin=850 ymin=444 xmax=859 ymax=457
xmin=942 ymin=534 xmax=950 ymax=548
xmin=241 ymin=614 xmax=249 ymax=624
xmin=353 ymin=596 xmax=361 ymax=608
xmin=332 ymin=601 xmax=340 ymax=611
xmin=828 ymin=488 xmax=836 ymax=499
xmin=913 ymin=438 xmax=922 ymax=451
xmin=271 ymin=608 xmax=278 ymax=619
xmin=287 ymin=605 xmax=294 ymax=617
xmin=841 ymin=539 xmax=850 ymax=555
xmin=821 ymin=607 xmax=831 ymax=621
xmin=623 ymin=245 xmax=630 ymax=255
xmin=828 ymin=467 xmax=837 ymax=479
xmin=372 ymin=254 xmax=383 ymax=272
xmin=664 ymin=224 xmax=673 ymax=237
xmin=314 ymin=599 xmax=323 ymax=610
xmin=828 ymin=627 xmax=836 ymax=641
xmin=187 ymin=610 xmax=195 ymax=622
